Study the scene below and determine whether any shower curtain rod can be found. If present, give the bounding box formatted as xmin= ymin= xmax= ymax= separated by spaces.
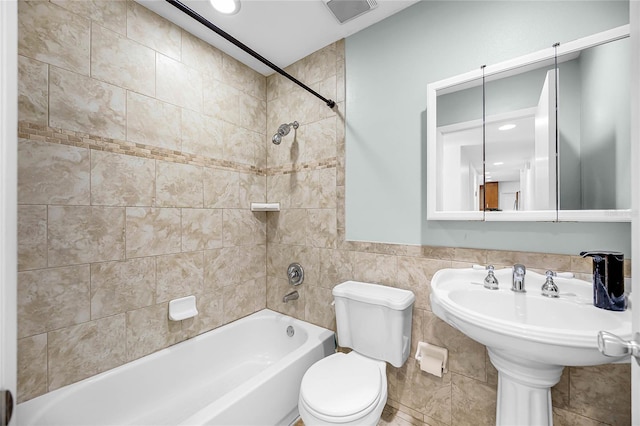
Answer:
xmin=166 ymin=0 xmax=336 ymax=109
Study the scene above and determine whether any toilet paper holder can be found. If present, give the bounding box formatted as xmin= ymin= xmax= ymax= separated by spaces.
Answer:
xmin=414 ymin=341 xmax=448 ymax=377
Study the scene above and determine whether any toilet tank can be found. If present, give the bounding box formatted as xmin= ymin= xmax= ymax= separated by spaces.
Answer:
xmin=332 ymin=281 xmax=415 ymax=367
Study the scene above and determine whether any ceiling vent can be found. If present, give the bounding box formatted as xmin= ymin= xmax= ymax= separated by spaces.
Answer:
xmin=324 ymin=0 xmax=378 ymax=24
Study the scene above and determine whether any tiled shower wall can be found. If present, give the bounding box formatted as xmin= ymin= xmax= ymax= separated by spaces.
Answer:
xmin=16 ymin=1 xmax=631 ymax=425
xmin=17 ymin=0 xmax=267 ymax=402
xmin=264 ymin=41 xmax=632 ymax=426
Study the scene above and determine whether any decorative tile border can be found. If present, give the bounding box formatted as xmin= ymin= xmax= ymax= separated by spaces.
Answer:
xmin=19 ymin=121 xmax=263 ymax=174
xmin=266 ymin=158 xmax=337 ymax=176
xmin=19 ymin=121 xmax=338 ymax=178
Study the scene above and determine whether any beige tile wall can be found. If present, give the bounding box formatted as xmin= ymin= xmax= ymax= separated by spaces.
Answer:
xmin=16 ymin=0 xmax=266 ymax=403
xmin=16 ymin=1 xmax=632 ymax=425
xmin=264 ymin=41 xmax=632 ymax=426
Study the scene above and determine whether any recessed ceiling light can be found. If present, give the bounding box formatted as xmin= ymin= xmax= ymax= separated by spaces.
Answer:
xmin=493 ymin=162 xmax=504 ymax=166
xmin=210 ymin=0 xmax=240 ymax=15
xmin=498 ymin=124 xmax=516 ymax=131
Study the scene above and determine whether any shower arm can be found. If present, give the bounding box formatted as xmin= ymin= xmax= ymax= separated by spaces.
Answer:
xmin=166 ymin=0 xmax=336 ymax=110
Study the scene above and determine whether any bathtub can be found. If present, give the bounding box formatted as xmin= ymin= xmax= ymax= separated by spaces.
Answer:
xmin=17 ymin=309 xmax=336 ymax=426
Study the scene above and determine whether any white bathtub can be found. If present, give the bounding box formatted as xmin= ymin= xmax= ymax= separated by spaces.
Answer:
xmin=17 ymin=309 xmax=336 ymax=426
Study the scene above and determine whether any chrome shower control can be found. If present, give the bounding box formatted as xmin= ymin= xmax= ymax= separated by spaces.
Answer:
xmin=287 ymin=263 xmax=304 ymax=286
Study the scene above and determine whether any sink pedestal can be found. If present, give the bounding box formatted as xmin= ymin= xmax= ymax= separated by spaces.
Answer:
xmin=431 ymin=268 xmax=632 ymax=426
xmin=489 ymin=349 xmax=564 ymax=426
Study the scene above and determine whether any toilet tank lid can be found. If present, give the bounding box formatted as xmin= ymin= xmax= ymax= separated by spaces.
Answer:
xmin=333 ymin=281 xmax=415 ymax=310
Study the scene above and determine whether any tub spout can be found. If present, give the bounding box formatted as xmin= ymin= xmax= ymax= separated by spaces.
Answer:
xmin=283 ymin=290 xmax=299 ymax=303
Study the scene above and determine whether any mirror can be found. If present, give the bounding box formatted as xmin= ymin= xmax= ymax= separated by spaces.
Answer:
xmin=557 ymin=37 xmax=631 ymax=215
xmin=484 ymin=60 xmax=557 ymax=216
xmin=427 ymin=25 xmax=631 ymax=222
xmin=433 ymin=76 xmax=484 ymax=216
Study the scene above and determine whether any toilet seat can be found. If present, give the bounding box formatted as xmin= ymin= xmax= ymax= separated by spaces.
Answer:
xmin=299 ymin=352 xmax=384 ymax=423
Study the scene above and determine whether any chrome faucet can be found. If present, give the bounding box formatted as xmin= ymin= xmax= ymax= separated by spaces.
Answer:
xmin=282 ymin=290 xmax=299 ymax=303
xmin=512 ymin=264 xmax=526 ymax=293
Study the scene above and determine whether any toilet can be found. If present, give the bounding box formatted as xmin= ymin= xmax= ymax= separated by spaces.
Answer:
xmin=299 ymin=281 xmax=415 ymax=425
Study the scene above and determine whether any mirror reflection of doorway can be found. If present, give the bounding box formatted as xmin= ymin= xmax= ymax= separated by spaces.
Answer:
xmin=480 ymin=182 xmax=500 ymax=210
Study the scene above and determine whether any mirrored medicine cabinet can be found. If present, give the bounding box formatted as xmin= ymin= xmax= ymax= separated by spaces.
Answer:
xmin=426 ymin=25 xmax=631 ymax=222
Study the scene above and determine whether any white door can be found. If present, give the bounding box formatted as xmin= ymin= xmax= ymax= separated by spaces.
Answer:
xmin=0 ymin=1 xmax=18 ymax=425
xmin=631 ymin=1 xmax=639 ymax=423
xmin=601 ymin=2 xmax=640 ymax=421
xmin=533 ymin=70 xmax=556 ymax=211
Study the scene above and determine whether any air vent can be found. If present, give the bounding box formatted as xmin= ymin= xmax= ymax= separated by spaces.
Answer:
xmin=324 ymin=0 xmax=378 ymax=24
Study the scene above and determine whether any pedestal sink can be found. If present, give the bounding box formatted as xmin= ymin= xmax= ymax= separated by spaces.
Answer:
xmin=430 ymin=267 xmax=632 ymax=426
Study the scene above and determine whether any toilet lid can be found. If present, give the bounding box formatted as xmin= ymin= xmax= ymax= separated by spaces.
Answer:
xmin=300 ymin=353 xmax=382 ymax=418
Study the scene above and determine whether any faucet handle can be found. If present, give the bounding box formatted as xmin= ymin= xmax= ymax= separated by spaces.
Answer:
xmin=287 ymin=263 xmax=304 ymax=286
xmin=541 ymin=270 xmax=560 ymax=298
xmin=472 ymin=264 xmax=502 ymax=271
xmin=483 ymin=265 xmax=499 ymax=290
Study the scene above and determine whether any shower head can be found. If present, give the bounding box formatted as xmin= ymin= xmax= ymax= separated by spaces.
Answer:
xmin=272 ymin=121 xmax=299 ymax=145
xmin=277 ymin=123 xmax=292 ymax=137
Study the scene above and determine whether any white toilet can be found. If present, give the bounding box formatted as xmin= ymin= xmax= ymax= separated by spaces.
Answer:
xmin=298 ymin=281 xmax=415 ymax=425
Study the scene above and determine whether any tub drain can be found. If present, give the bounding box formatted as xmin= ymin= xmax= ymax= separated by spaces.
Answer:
xmin=286 ymin=326 xmax=295 ymax=337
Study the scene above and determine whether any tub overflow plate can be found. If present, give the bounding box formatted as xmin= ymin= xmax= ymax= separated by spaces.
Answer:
xmin=286 ymin=326 xmax=295 ymax=337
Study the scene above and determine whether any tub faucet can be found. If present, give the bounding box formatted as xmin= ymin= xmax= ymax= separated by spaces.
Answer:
xmin=512 ymin=264 xmax=526 ymax=293
xmin=283 ymin=290 xmax=299 ymax=303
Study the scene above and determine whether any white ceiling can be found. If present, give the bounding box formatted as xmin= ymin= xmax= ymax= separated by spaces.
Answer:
xmin=443 ymin=115 xmax=536 ymax=183
xmin=137 ymin=0 xmax=419 ymax=76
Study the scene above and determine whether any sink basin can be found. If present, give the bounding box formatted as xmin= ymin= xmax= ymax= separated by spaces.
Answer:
xmin=430 ymin=267 xmax=632 ymax=425
xmin=431 ymin=267 xmax=632 ymax=365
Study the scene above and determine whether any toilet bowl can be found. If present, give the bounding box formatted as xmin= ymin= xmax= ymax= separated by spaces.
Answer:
xmin=299 ymin=352 xmax=387 ymax=426
xmin=297 ymin=281 xmax=415 ymax=426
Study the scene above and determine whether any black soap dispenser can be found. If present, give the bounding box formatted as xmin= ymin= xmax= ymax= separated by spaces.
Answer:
xmin=580 ymin=251 xmax=626 ymax=311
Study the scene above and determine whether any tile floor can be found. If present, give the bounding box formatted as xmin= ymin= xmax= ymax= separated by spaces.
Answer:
xmin=294 ymin=405 xmax=428 ymax=426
